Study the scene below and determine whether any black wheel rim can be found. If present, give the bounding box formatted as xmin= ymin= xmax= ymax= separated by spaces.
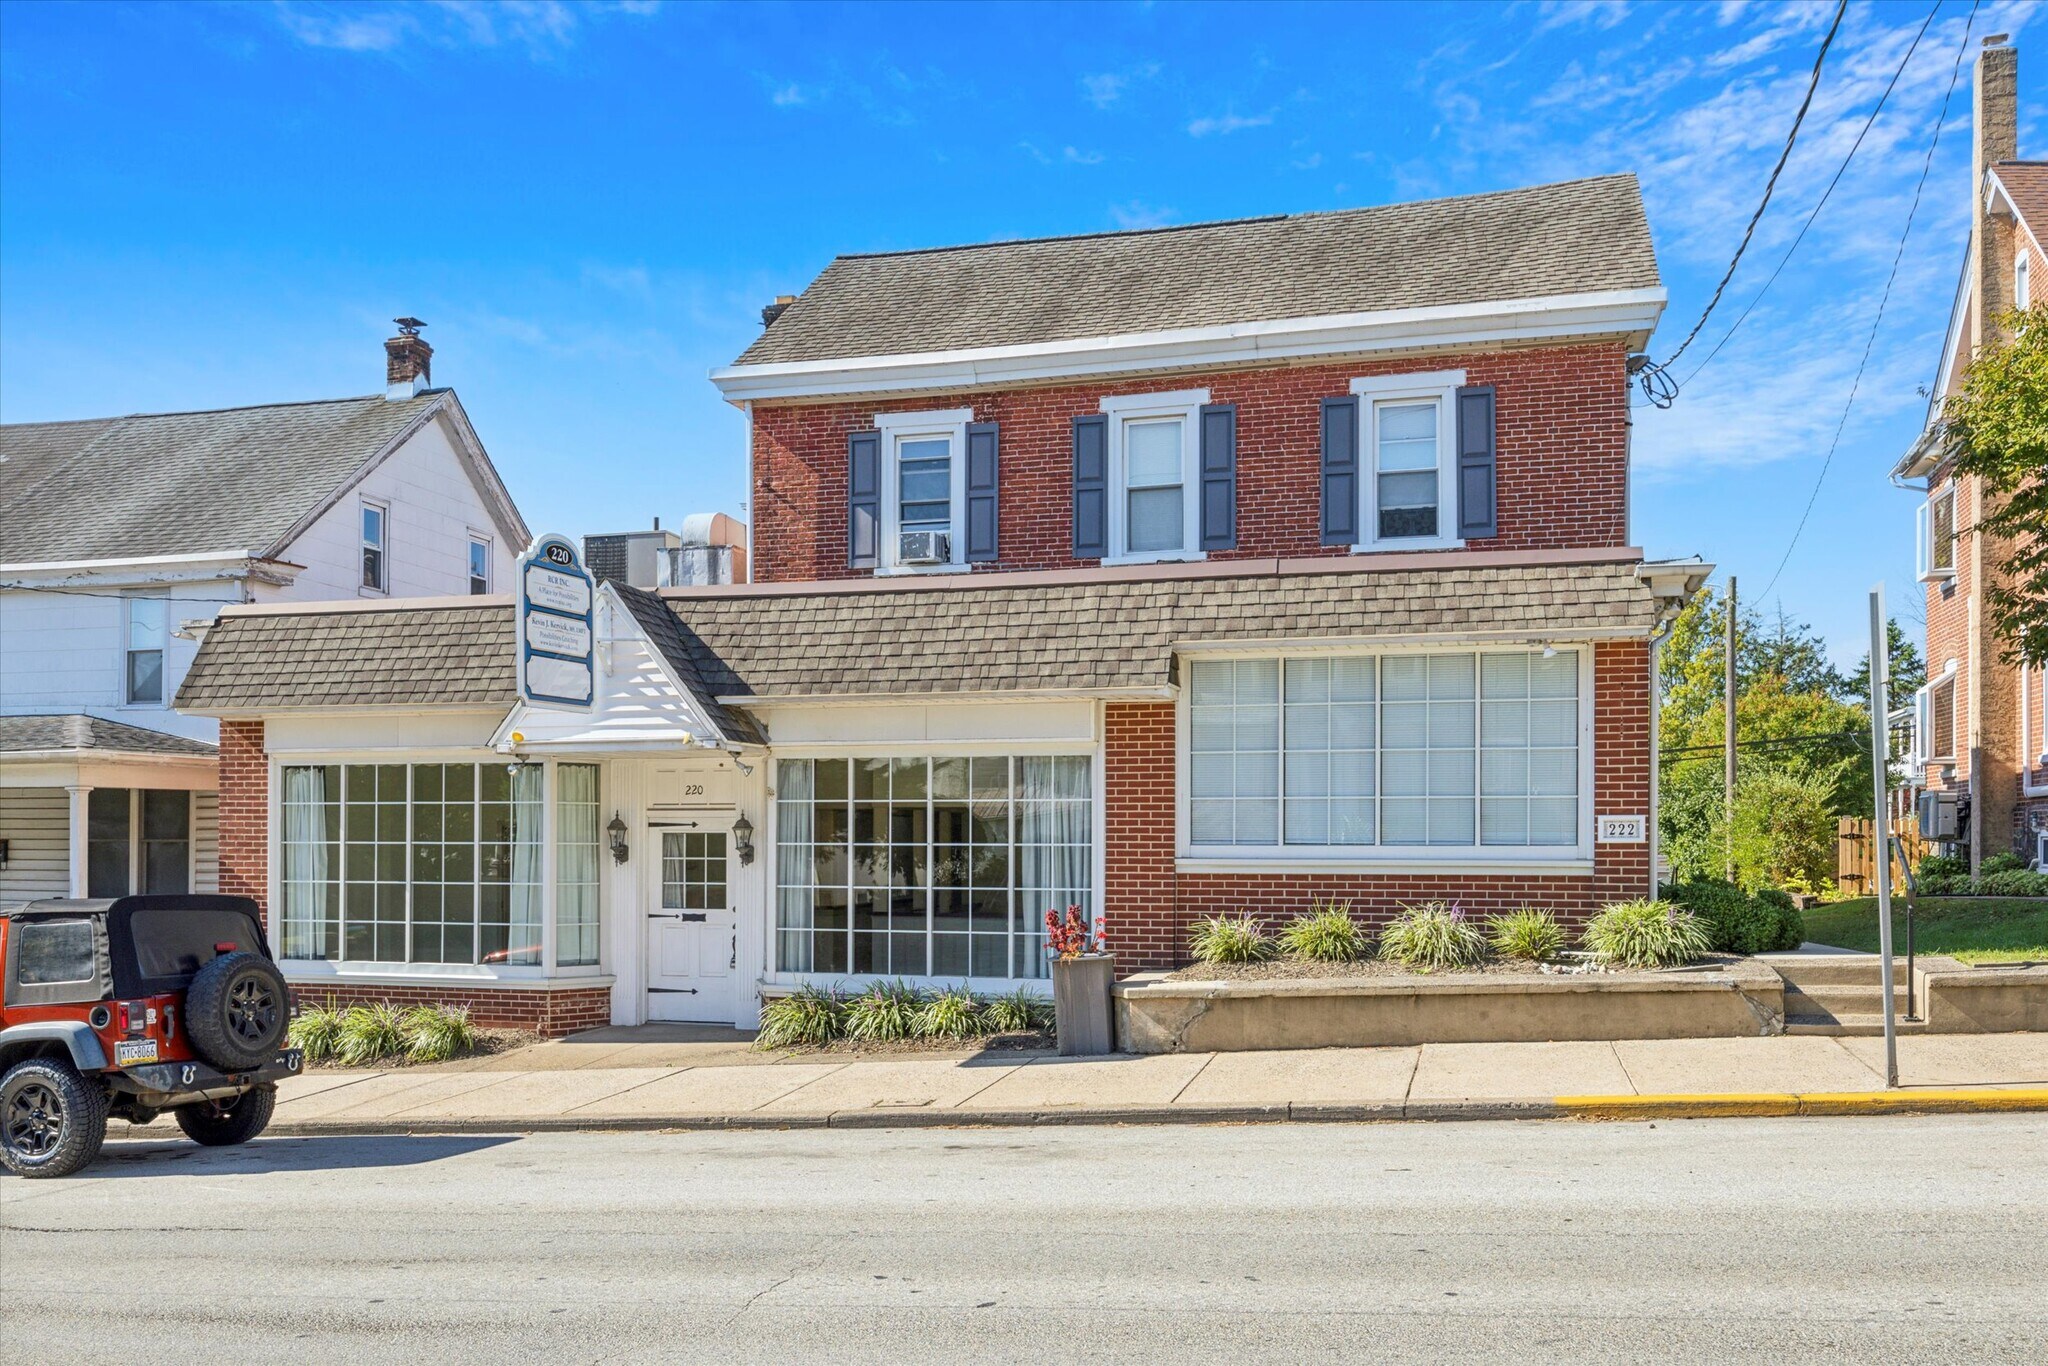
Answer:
xmin=5 ymin=1081 xmax=65 ymax=1159
xmin=227 ymin=974 xmax=281 ymax=1046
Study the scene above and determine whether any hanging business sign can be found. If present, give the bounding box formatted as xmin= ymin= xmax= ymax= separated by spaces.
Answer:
xmin=517 ymin=533 xmax=594 ymax=710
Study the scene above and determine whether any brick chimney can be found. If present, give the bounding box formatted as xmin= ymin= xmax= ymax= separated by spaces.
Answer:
xmin=760 ymin=294 xmax=797 ymax=328
xmin=1972 ymin=37 xmax=2018 ymax=349
xmin=385 ymin=317 xmax=433 ymax=400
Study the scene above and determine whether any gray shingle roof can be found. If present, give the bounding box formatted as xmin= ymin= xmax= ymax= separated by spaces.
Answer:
xmin=0 ymin=393 xmax=442 ymax=564
xmin=734 ymin=175 xmax=1659 ymax=367
xmin=610 ymin=585 xmax=767 ymax=746
xmin=176 ymin=560 xmax=1663 ymax=718
xmin=0 ymin=713 xmax=216 ymax=758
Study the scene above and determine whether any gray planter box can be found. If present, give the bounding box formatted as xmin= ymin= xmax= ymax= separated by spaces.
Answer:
xmin=1052 ymin=954 xmax=1116 ymax=1056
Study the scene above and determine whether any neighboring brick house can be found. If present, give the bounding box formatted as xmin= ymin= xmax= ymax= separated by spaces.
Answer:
xmin=1893 ymin=36 xmax=2048 ymax=871
xmin=177 ymin=173 xmax=1707 ymax=1033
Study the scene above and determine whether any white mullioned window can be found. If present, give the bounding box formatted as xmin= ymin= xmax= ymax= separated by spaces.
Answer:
xmin=1916 ymin=484 xmax=1957 ymax=581
xmin=1101 ymin=389 xmax=1206 ymax=563
xmin=1183 ymin=647 xmax=1587 ymax=859
xmin=1351 ymin=370 xmax=1465 ymax=550
xmin=874 ymin=408 xmax=970 ymax=571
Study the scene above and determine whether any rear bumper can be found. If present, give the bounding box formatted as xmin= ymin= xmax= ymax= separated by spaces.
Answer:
xmin=108 ymin=1049 xmax=304 ymax=1106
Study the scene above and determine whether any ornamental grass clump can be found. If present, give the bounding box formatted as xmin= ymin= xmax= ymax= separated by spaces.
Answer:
xmin=980 ymin=987 xmax=1052 ymax=1034
xmin=756 ymin=984 xmax=844 ymax=1048
xmin=1487 ymin=908 xmax=1566 ymax=963
xmin=1188 ymin=913 xmax=1274 ymax=964
xmin=402 ymin=1005 xmax=479 ymax=1063
xmin=843 ymin=979 xmax=921 ymax=1043
xmin=1379 ymin=901 xmax=1488 ymax=970
xmin=287 ymin=1003 xmax=346 ymax=1064
xmin=1277 ymin=899 xmax=1368 ymax=962
xmin=1584 ymin=899 xmax=1711 ymax=968
xmin=913 ymin=985 xmax=982 ymax=1040
xmin=335 ymin=1003 xmax=409 ymax=1066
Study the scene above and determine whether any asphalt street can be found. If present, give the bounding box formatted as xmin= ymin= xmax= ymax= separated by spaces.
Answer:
xmin=2 ymin=1114 xmax=2044 ymax=1363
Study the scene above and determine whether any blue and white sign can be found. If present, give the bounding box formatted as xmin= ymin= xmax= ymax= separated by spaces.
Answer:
xmin=517 ymin=533 xmax=595 ymax=710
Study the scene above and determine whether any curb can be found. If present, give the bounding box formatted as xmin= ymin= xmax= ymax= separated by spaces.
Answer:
xmin=234 ymin=1088 xmax=2048 ymax=1138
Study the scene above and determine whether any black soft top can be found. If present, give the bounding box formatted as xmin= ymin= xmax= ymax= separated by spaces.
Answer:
xmin=3 ymin=896 xmax=272 ymax=1003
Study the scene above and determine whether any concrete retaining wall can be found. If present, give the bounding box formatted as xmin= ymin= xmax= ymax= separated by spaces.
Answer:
xmin=1114 ymin=961 xmax=1787 ymax=1054
xmin=1920 ymin=961 xmax=2048 ymax=1033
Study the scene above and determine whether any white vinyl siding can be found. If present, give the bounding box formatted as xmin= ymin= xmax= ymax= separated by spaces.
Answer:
xmin=0 ymin=787 xmax=72 ymax=904
xmin=192 ymin=790 xmax=220 ymax=893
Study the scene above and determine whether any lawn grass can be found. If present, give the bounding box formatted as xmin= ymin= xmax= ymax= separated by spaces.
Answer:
xmin=1803 ymin=897 xmax=2048 ymax=965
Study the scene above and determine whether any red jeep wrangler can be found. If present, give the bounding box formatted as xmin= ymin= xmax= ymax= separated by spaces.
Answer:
xmin=1 ymin=894 xmax=301 ymax=1178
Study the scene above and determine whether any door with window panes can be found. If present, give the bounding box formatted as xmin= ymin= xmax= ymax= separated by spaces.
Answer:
xmin=644 ymin=824 xmax=737 ymax=1022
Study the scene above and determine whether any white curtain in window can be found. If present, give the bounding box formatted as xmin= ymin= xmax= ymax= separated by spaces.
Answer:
xmin=775 ymin=759 xmax=815 ymax=972
xmin=281 ymin=766 xmax=329 ymax=960
xmin=555 ymin=764 xmax=601 ymax=967
xmin=1017 ymin=756 xmax=1091 ymax=979
xmin=509 ymin=764 xmax=544 ymax=967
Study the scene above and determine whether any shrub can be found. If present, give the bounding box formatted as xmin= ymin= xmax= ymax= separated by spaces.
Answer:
xmin=335 ymin=1003 xmax=409 ymax=1066
xmin=843 ymin=980 xmax=921 ymax=1043
xmin=913 ymin=986 xmax=982 ymax=1040
xmin=1379 ymin=902 xmax=1488 ymax=970
xmin=1665 ymin=878 xmax=1802 ymax=954
xmin=1917 ymin=872 xmax=1971 ymax=896
xmin=287 ymin=1003 xmax=346 ymax=1065
xmin=1584 ymin=899 xmax=1711 ymax=968
xmin=755 ymin=984 xmax=843 ymax=1049
xmin=1978 ymin=869 xmax=2048 ymax=897
xmin=1919 ymin=853 xmax=1968 ymax=880
xmin=1982 ymin=851 xmax=2026 ymax=876
xmin=1488 ymin=908 xmax=1566 ymax=963
xmin=402 ymin=1005 xmax=479 ymax=1063
xmin=981 ymin=988 xmax=1051 ymax=1034
xmin=1277 ymin=900 xmax=1367 ymax=961
xmin=1188 ymin=913 xmax=1274 ymax=964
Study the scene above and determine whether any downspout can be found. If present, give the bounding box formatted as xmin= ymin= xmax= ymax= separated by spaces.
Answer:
xmin=743 ymin=400 xmax=756 ymax=583
xmin=1647 ymin=611 xmax=1681 ymax=899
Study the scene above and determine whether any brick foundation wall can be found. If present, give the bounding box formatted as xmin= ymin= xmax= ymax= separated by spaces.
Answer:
xmin=752 ymin=343 xmax=1631 ymax=582
xmin=217 ymin=719 xmax=269 ymax=919
xmin=1099 ymin=639 xmax=1654 ymax=970
xmin=285 ymin=981 xmax=613 ymax=1037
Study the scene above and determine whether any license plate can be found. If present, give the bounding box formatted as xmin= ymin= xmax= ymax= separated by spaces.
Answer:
xmin=115 ymin=1039 xmax=159 ymax=1066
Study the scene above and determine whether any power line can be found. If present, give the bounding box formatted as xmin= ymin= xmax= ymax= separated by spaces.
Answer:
xmin=1757 ymin=0 xmax=1978 ymax=601
xmin=1660 ymin=728 xmax=1872 ymax=762
xmin=1679 ymin=0 xmax=1943 ymax=392
xmin=1636 ymin=0 xmax=1848 ymax=409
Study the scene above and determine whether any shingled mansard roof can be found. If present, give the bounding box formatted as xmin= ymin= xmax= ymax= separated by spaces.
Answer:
xmin=0 ymin=391 xmax=518 ymax=565
xmin=0 ymin=713 xmax=217 ymax=759
xmin=178 ymin=556 xmax=1690 ymax=720
xmin=729 ymin=175 xmax=1661 ymax=370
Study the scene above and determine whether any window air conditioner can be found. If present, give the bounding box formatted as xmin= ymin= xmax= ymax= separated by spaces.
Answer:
xmin=898 ymin=530 xmax=951 ymax=565
xmin=1918 ymin=789 xmax=1959 ymax=842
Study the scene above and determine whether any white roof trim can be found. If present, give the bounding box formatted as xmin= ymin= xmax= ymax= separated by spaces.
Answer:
xmin=710 ymin=287 xmax=1669 ymax=403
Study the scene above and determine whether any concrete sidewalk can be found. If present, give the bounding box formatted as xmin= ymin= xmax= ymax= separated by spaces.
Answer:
xmin=122 ymin=1030 xmax=2048 ymax=1136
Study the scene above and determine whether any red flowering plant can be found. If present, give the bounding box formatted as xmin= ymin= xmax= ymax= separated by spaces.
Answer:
xmin=1044 ymin=904 xmax=1106 ymax=961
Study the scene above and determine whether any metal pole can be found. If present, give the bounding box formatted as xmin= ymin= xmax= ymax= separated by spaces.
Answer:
xmin=1894 ymin=835 xmax=1919 ymax=1022
xmin=1868 ymin=586 xmax=1899 ymax=1088
xmin=1725 ymin=576 xmax=1738 ymax=882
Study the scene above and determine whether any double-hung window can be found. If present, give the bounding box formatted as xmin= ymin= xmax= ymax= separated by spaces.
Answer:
xmin=1916 ymin=485 xmax=1956 ymax=582
xmin=1926 ymin=668 xmax=1958 ymax=763
xmin=1184 ymin=647 xmax=1586 ymax=860
xmin=124 ymin=593 xmax=166 ymax=705
xmin=361 ymin=500 xmax=388 ymax=592
xmin=1351 ymin=371 xmax=1465 ymax=550
xmin=467 ymin=535 xmax=491 ymax=595
xmin=2018 ymin=251 xmax=2032 ymax=310
xmin=874 ymin=408 xmax=969 ymax=571
xmin=1101 ymin=390 xmax=1205 ymax=562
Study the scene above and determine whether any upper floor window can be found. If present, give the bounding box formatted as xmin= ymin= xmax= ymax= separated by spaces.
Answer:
xmin=1916 ymin=485 xmax=1956 ymax=582
xmin=468 ymin=535 xmax=492 ymax=595
xmin=874 ymin=408 xmax=969 ymax=572
xmin=124 ymin=593 xmax=166 ymax=705
xmin=1918 ymin=666 xmax=1958 ymax=763
xmin=2018 ymin=251 xmax=2032 ymax=310
xmin=1350 ymin=372 xmax=1466 ymax=550
xmin=361 ymin=500 xmax=388 ymax=592
xmin=1101 ymin=390 xmax=1205 ymax=563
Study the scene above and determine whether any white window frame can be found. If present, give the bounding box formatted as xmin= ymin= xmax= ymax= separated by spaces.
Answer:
xmin=1925 ymin=664 xmax=1959 ymax=763
xmin=873 ymin=407 xmax=972 ymax=575
xmin=2017 ymin=250 xmax=2032 ymax=311
xmin=467 ymin=532 xmax=493 ymax=595
xmin=122 ymin=591 xmax=168 ymax=708
xmin=1173 ymin=642 xmax=1596 ymax=872
xmin=360 ymin=498 xmax=389 ymax=594
xmin=1099 ymin=388 xmax=1208 ymax=566
xmin=1350 ymin=369 xmax=1466 ymax=552
xmin=1916 ymin=484 xmax=1957 ymax=582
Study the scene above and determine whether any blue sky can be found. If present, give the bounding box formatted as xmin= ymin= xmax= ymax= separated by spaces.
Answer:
xmin=1 ymin=0 xmax=2040 ymax=665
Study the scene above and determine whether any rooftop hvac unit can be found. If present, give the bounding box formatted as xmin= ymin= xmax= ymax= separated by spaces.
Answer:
xmin=898 ymin=530 xmax=950 ymax=565
xmin=582 ymin=529 xmax=681 ymax=589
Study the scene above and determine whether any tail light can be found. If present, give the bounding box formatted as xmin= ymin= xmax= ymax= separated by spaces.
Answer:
xmin=118 ymin=1001 xmax=152 ymax=1036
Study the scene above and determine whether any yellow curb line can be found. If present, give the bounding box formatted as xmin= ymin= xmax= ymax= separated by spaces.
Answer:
xmin=1556 ymin=1088 xmax=2048 ymax=1120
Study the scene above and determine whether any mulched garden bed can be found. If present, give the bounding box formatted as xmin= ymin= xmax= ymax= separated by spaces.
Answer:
xmin=1162 ymin=954 xmax=1747 ymax=983
xmin=303 ymin=1026 xmax=543 ymax=1068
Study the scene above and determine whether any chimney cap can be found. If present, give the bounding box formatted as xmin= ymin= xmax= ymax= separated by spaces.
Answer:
xmin=1984 ymin=33 xmax=2010 ymax=47
xmin=774 ymin=294 xmax=796 ymax=305
xmin=393 ymin=316 xmax=426 ymax=336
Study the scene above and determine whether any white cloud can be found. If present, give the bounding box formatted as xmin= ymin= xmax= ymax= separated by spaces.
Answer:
xmin=277 ymin=6 xmax=416 ymax=52
xmin=1536 ymin=0 xmax=1633 ymax=34
xmin=274 ymin=0 xmax=655 ymax=58
xmin=1290 ymin=151 xmax=1323 ymax=171
xmin=770 ymin=82 xmax=807 ymax=107
xmin=1187 ymin=109 xmax=1274 ymax=137
xmin=1109 ymin=200 xmax=1176 ymax=230
xmin=1064 ymin=146 xmax=1105 ymax=165
xmin=1081 ymin=63 xmax=1158 ymax=109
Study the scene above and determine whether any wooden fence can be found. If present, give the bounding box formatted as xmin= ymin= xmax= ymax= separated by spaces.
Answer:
xmin=1836 ymin=818 xmax=1927 ymax=896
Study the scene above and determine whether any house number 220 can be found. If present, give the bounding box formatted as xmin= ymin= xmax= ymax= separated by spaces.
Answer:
xmin=683 ymin=784 xmax=704 ymax=797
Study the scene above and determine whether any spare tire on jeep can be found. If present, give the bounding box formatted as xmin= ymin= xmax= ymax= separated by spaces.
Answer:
xmin=185 ymin=951 xmax=290 ymax=1070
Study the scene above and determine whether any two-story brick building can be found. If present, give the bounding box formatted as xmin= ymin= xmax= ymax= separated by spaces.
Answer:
xmin=178 ymin=175 xmax=1707 ymax=1032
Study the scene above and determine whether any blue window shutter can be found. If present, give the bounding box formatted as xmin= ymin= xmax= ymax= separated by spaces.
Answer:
xmin=1456 ymin=384 xmax=1497 ymax=541
xmin=847 ymin=430 xmax=882 ymax=569
xmin=1072 ymin=414 xmax=1108 ymax=558
xmin=1199 ymin=403 xmax=1237 ymax=552
xmin=965 ymin=421 xmax=1000 ymax=563
xmin=1319 ymin=396 xmax=1359 ymax=546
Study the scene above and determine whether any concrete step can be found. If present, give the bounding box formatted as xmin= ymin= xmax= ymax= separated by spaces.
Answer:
xmin=1785 ymin=984 xmax=1890 ymax=1014
xmin=1764 ymin=955 xmax=1906 ymax=989
xmin=1785 ymin=1013 xmax=1932 ymax=1037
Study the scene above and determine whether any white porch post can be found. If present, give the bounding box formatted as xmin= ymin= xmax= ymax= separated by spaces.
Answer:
xmin=65 ymin=784 xmax=92 ymax=896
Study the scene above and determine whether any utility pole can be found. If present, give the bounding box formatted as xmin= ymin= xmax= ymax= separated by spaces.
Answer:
xmin=1869 ymin=585 xmax=1899 ymax=1088
xmin=1724 ymin=575 xmax=1738 ymax=882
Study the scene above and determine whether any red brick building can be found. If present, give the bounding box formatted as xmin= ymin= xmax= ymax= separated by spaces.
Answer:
xmin=1893 ymin=36 xmax=2047 ymax=871
xmin=181 ymin=174 xmax=1708 ymax=1033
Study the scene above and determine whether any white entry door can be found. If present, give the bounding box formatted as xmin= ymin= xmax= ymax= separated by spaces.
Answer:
xmin=644 ymin=827 xmax=738 ymax=1023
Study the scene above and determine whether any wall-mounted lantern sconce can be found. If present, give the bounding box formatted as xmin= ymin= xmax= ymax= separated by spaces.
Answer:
xmin=608 ymin=814 xmax=630 ymax=865
xmin=732 ymin=813 xmax=756 ymax=866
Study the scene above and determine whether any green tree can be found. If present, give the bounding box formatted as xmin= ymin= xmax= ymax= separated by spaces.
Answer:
xmin=1845 ymin=618 xmax=1926 ymax=703
xmin=1941 ymin=304 xmax=2048 ymax=665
